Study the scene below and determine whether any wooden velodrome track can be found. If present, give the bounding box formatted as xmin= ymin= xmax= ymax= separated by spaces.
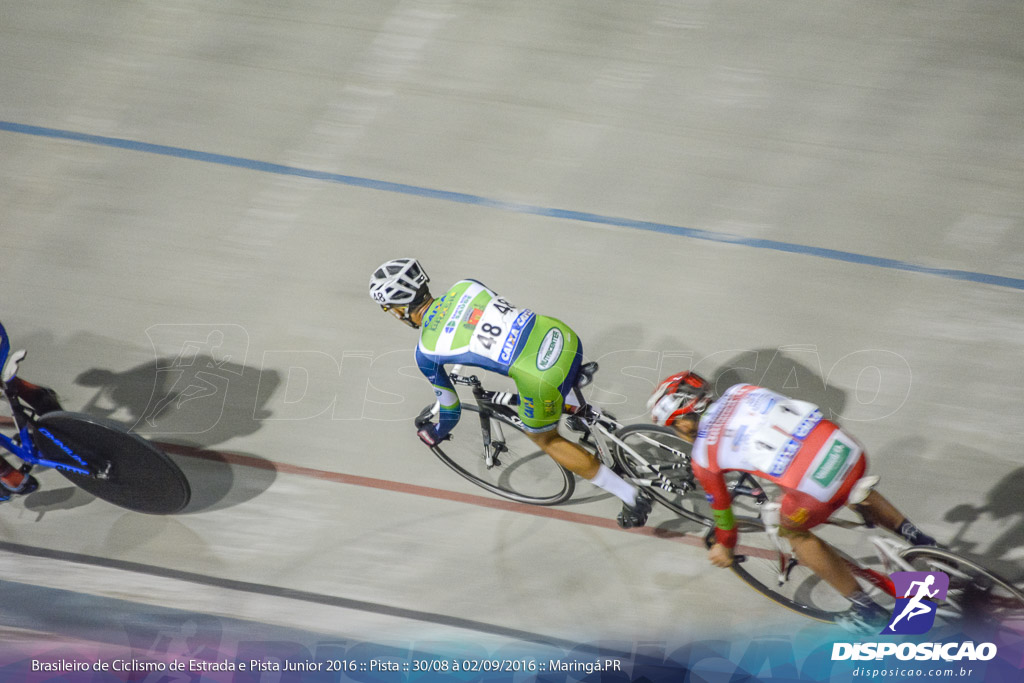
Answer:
xmin=1 ymin=0 xmax=1022 ymax=673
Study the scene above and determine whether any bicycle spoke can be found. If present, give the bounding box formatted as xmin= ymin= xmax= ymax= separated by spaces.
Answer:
xmin=430 ymin=405 xmax=574 ymax=505
xmin=610 ymin=423 xmax=715 ymax=524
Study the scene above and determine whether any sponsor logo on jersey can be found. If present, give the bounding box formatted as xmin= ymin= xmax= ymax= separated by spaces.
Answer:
xmin=444 ymin=294 xmax=473 ymax=334
xmin=811 ymin=441 xmax=851 ymax=487
xmin=731 ymin=425 xmax=747 ymax=451
xmin=705 ymin=389 xmax=750 ymax=446
xmin=794 ymin=409 xmax=823 ymax=439
xmin=425 ymin=296 xmax=451 ymax=331
xmin=787 ymin=507 xmax=810 ymax=527
xmin=536 ymin=328 xmax=564 ymax=371
xmin=523 ymin=397 xmax=535 ymax=418
xmin=543 ymin=399 xmax=556 ymax=417
xmin=748 ymin=393 xmax=776 ymax=415
xmin=468 ymin=308 xmax=483 ymax=325
xmin=498 ymin=309 xmax=533 ymax=364
xmin=767 ymin=439 xmax=802 ymax=476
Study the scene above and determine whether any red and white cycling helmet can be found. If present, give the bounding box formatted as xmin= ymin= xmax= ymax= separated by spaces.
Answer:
xmin=647 ymin=372 xmax=713 ymax=426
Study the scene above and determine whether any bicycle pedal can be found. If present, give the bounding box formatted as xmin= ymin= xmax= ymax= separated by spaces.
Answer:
xmin=667 ymin=480 xmax=691 ymax=494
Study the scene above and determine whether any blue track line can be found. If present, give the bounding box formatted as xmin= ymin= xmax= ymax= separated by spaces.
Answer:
xmin=3 ymin=120 xmax=1022 ymax=292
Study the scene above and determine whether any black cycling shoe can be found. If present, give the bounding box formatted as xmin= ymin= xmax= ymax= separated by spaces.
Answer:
xmin=899 ymin=521 xmax=937 ymax=547
xmin=617 ymin=492 xmax=653 ymax=529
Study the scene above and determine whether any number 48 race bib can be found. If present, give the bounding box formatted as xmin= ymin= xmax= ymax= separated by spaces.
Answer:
xmin=469 ymin=297 xmax=534 ymax=368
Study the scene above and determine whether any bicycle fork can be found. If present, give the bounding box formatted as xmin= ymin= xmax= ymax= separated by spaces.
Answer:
xmin=760 ymin=504 xmax=899 ymax=598
xmin=758 ymin=503 xmax=801 ymax=586
xmin=475 ymin=410 xmax=510 ymax=468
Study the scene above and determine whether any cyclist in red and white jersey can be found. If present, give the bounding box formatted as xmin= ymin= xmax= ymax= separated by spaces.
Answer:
xmin=648 ymin=372 xmax=936 ymax=632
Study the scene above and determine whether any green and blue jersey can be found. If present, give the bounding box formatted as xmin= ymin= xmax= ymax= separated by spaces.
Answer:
xmin=416 ymin=280 xmax=581 ymax=438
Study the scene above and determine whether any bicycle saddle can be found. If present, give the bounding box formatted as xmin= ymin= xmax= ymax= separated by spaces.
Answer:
xmin=1 ymin=349 xmax=26 ymax=383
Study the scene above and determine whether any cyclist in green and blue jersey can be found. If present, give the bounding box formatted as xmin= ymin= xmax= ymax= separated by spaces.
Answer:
xmin=370 ymin=258 xmax=651 ymax=528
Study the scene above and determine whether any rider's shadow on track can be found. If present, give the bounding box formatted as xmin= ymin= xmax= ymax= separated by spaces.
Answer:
xmin=708 ymin=348 xmax=848 ymax=420
xmin=943 ymin=467 xmax=1024 ymax=582
xmin=65 ymin=356 xmax=282 ymax=515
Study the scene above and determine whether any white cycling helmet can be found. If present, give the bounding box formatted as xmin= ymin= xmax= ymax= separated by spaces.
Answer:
xmin=369 ymin=258 xmax=431 ymax=326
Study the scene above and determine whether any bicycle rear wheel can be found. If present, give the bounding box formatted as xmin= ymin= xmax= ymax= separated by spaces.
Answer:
xmin=611 ymin=424 xmax=708 ymax=523
xmin=33 ymin=411 xmax=191 ymax=514
xmin=728 ymin=517 xmax=889 ymax=623
xmin=430 ymin=405 xmax=575 ymax=505
xmin=899 ymin=546 xmax=1024 ymax=628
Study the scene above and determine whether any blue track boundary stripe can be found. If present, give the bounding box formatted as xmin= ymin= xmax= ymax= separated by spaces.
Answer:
xmin=3 ymin=120 xmax=1023 ymax=292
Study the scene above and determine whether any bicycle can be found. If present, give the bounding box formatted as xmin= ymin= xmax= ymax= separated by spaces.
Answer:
xmin=416 ymin=362 xmax=743 ymax=524
xmin=0 ymin=320 xmax=191 ymax=514
xmin=718 ymin=478 xmax=1024 ymax=629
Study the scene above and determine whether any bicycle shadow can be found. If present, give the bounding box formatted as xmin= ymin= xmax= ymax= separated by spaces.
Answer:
xmin=3 ymin=329 xmax=283 ymax=516
xmin=941 ymin=466 xmax=1024 ymax=583
xmin=72 ymin=356 xmax=282 ymax=514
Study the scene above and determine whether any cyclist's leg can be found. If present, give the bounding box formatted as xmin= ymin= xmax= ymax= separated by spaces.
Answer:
xmin=511 ymin=319 xmax=647 ymax=524
xmin=781 ymin=457 xmax=890 ymax=629
xmin=509 ymin=317 xmax=595 ymax=477
xmin=785 ymin=531 xmax=860 ymax=593
xmin=779 ymin=453 xmax=868 ymax=597
xmin=526 ymin=428 xmax=599 ymax=478
xmin=852 ymin=489 xmax=937 ymax=547
xmin=7 ymin=377 xmax=62 ymax=414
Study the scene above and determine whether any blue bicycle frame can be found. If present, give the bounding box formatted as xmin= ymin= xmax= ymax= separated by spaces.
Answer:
xmin=0 ymin=321 xmax=91 ymax=476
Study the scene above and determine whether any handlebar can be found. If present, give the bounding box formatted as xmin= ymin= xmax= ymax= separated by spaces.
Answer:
xmin=447 ymin=366 xmax=481 ymax=388
xmin=449 ymin=372 xmax=481 ymax=387
xmin=703 ymin=524 xmax=746 ymax=565
xmin=728 ymin=473 xmax=769 ymax=505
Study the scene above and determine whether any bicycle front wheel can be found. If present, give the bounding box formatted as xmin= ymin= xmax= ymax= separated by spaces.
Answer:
xmin=899 ymin=546 xmax=1024 ymax=627
xmin=611 ymin=424 xmax=709 ymax=523
xmin=430 ymin=405 xmax=575 ymax=505
xmin=728 ymin=517 xmax=864 ymax=622
xmin=33 ymin=411 xmax=191 ymax=514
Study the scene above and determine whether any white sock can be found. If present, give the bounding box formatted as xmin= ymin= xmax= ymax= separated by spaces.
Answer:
xmin=589 ymin=464 xmax=638 ymax=506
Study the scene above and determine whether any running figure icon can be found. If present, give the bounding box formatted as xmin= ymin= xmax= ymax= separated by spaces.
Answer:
xmin=884 ymin=572 xmax=949 ymax=635
xmin=888 ymin=575 xmax=939 ymax=630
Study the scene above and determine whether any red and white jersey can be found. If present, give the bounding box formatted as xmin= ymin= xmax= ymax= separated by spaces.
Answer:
xmin=692 ymin=384 xmax=864 ymax=503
